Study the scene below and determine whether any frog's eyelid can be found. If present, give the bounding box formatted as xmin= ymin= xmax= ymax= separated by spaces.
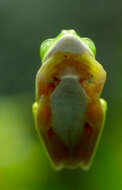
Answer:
xmin=81 ymin=38 xmax=96 ymax=56
xmin=40 ymin=39 xmax=55 ymax=61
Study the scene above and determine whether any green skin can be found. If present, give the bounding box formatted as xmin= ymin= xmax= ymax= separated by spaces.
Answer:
xmin=33 ymin=30 xmax=107 ymax=170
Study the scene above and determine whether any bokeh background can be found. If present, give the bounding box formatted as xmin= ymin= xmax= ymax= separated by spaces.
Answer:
xmin=0 ymin=0 xmax=122 ymax=189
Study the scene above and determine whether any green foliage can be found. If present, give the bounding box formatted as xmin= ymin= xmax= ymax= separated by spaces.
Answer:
xmin=0 ymin=0 xmax=122 ymax=189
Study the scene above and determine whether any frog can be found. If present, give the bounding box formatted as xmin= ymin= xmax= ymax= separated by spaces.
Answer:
xmin=32 ymin=29 xmax=107 ymax=170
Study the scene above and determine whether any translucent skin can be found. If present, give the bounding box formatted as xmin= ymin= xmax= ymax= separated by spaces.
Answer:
xmin=33 ymin=51 xmax=107 ymax=170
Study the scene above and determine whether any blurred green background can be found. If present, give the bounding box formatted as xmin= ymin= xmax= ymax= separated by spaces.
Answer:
xmin=0 ymin=0 xmax=122 ymax=189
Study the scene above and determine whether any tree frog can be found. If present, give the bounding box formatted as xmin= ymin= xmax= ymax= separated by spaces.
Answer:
xmin=32 ymin=29 xmax=107 ymax=170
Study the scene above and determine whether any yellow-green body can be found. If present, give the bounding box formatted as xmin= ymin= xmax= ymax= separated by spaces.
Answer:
xmin=32 ymin=30 xmax=107 ymax=170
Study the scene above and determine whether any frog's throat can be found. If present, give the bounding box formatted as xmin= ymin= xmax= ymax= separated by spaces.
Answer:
xmin=50 ymin=75 xmax=87 ymax=148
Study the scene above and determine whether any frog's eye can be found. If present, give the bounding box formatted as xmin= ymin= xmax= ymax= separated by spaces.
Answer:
xmin=81 ymin=38 xmax=96 ymax=56
xmin=40 ymin=39 xmax=55 ymax=61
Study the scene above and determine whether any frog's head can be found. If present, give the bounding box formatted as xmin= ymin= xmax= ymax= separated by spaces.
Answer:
xmin=40 ymin=29 xmax=96 ymax=62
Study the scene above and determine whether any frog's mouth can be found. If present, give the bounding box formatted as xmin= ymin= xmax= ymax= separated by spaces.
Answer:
xmin=43 ymin=34 xmax=93 ymax=62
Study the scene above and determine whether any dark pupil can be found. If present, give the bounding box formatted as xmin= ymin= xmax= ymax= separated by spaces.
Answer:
xmin=85 ymin=123 xmax=90 ymax=128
